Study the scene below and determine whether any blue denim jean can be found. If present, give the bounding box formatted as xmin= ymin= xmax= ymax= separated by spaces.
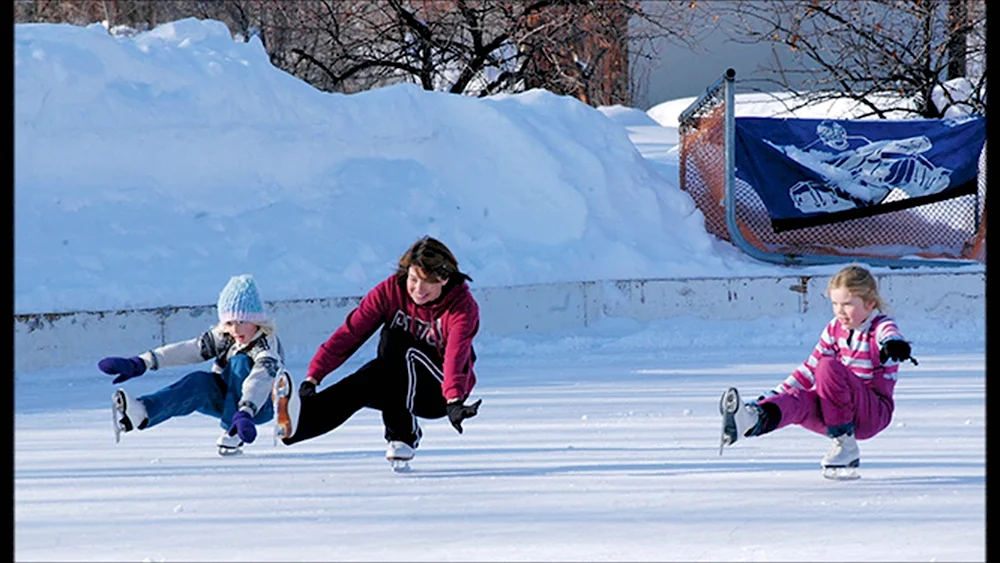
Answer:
xmin=139 ymin=353 xmax=274 ymax=430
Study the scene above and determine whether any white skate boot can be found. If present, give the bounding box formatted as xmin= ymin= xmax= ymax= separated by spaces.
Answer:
xmin=112 ymin=388 xmax=148 ymax=443
xmin=386 ymin=441 xmax=415 ymax=473
xmin=718 ymin=387 xmax=762 ymax=454
xmin=821 ymin=433 xmax=861 ymax=480
xmin=216 ymin=430 xmax=244 ymax=456
xmin=272 ymin=371 xmax=301 ymax=443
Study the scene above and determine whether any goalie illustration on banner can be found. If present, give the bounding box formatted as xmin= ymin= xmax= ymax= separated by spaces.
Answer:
xmin=734 ymin=114 xmax=985 ymax=233
xmin=787 ymin=121 xmax=951 ymax=213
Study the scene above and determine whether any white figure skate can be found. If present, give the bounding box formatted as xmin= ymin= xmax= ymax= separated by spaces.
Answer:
xmin=386 ymin=440 xmax=415 ymax=473
xmin=112 ymin=388 xmax=148 ymax=443
xmin=821 ymin=433 xmax=861 ymax=480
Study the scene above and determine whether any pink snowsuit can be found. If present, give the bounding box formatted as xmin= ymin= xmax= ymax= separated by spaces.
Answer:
xmin=762 ymin=312 xmax=904 ymax=440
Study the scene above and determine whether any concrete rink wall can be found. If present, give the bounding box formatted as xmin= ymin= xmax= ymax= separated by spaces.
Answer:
xmin=14 ymin=271 xmax=985 ymax=372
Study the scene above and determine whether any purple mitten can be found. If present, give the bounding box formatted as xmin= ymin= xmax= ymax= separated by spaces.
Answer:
xmin=227 ymin=411 xmax=257 ymax=444
xmin=98 ymin=356 xmax=147 ymax=384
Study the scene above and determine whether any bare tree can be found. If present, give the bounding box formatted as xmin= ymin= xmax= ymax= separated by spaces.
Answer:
xmin=216 ymin=0 xmax=703 ymax=105
xmin=13 ymin=0 xmax=170 ymax=29
xmin=520 ymin=1 xmax=704 ymax=107
xmin=710 ymin=0 xmax=986 ymax=118
xmin=946 ymin=0 xmax=968 ymax=80
xmin=15 ymin=0 xmax=705 ymax=107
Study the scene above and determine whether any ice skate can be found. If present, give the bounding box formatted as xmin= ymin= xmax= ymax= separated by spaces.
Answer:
xmin=272 ymin=371 xmax=300 ymax=442
xmin=718 ymin=387 xmax=761 ymax=454
xmin=112 ymin=388 xmax=148 ymax=443
xmin=216 ymin=431 xmax=244 ymax=456
xmin=821 ymin=433 xmax=861 ymax=480
xmin=386 ymin=440 xmax=415 ymax=473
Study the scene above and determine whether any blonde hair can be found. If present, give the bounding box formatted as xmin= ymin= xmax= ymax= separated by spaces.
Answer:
xmin=213 ymin=318 xmax=277 ymax=337
xmin=254 ymin=319 xmax=277 ymax=335
xmin=826 ymin=264 xmax=889 ymax=313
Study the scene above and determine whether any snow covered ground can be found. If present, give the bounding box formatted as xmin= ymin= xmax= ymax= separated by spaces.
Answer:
xmin=14 ymin=18 xmax=984 ymax=562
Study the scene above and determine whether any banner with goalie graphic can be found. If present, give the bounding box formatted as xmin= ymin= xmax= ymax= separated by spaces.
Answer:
xmin=734 ymin=115 xmax=986 ymax=233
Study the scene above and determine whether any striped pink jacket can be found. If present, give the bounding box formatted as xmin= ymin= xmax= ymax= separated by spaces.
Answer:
xmin=776 ymin=311 xmax=904 ymax=400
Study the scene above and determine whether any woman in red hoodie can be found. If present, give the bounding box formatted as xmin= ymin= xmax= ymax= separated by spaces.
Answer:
xmin=272 ymin=236 xmax=481 ymax=469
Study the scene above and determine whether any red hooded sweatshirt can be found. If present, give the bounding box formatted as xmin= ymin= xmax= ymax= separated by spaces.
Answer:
xmin=305 ymin=275 xmax=479 ymax=402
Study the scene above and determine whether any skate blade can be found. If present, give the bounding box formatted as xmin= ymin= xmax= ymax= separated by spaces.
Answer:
xmin=718 ymin=388 xmax=740 ymax=455
xmin=388 ymin=459 xmax=411 ymax=473
xmin=823 ymin=467 xmax=860 ymax=480
xmin=112 ymin=392 xmax=127 ymax=443
xmin=719 ymin=434 xmax=735 ymax=455
xmin=218 ymin=446 xmax=244 ymax=457
xmin=112 ymin=410 xmax=122 ymax=444
xmin=272 ymin=375 xmax=294 ymax=440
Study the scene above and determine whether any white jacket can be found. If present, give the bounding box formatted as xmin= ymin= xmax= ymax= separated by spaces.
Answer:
xmin=139 ymin=325 xmax=284 ymax=416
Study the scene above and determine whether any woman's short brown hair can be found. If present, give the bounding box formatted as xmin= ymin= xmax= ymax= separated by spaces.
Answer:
xmin=396 ymin=236 xmax=469 ymax=283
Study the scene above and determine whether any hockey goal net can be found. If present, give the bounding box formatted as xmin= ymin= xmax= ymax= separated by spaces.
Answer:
xmin=678 ymin=77 xmax=986 ymax=265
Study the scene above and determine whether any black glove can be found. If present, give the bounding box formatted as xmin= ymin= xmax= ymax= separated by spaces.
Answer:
xmin=299 ymin=379 xmax=317 ymax=397
xmin=446 ymin=398 xmax=482 ymax=434
xmin=880 ymin=339 xmax=918 ymax=365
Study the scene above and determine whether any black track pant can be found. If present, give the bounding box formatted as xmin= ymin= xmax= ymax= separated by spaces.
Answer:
xmin=284 ymin=346 xmax=448 ymax=448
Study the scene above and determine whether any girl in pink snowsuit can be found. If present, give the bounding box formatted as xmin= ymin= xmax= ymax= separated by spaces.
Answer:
xmin=720 ymin=264 xmax=917 ymax=471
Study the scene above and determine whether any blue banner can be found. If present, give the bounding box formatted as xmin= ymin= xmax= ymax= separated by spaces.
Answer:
xmin=734 ymin=115 xmax=985 ymax=232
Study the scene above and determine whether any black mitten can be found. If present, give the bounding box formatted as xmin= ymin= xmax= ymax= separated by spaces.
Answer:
xmin=446 ymin=398 xmax=482 ymax=434
xmin=880 ymin=339 xmax=918 ymax=365
xmin=299 ymin=379 xmax=317 ymax=397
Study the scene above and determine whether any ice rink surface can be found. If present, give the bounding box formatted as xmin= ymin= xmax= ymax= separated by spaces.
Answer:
xmin=16 ymin=344 xmax=985 ymax=562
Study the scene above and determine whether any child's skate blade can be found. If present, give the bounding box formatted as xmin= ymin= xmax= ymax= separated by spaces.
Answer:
xmin=112 ymin=405 xmax=122 ymax=444
xmin=272 ymin=373 xmax=296 ymax=441
xmin=111 ymin=391 xmax=129 ymax=443
xmin=822 ymin=458 xmax=860 ymax=480
xmin=718 ymin=387 xmax=740 ymax=454
xmin=823 ymin=466 xmax=861 ymax=480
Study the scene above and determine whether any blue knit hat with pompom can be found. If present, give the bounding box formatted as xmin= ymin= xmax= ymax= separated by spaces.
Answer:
xmin=216 ymin=274 xmax=269 ymax=324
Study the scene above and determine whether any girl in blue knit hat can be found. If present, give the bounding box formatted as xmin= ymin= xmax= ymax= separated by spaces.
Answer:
xmin=99 ymin=274 xmax=288 ymax=456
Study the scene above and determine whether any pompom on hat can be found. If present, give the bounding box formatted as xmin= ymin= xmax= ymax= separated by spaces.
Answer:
xmin=216 ymin=274 xmax=269 ymax=324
